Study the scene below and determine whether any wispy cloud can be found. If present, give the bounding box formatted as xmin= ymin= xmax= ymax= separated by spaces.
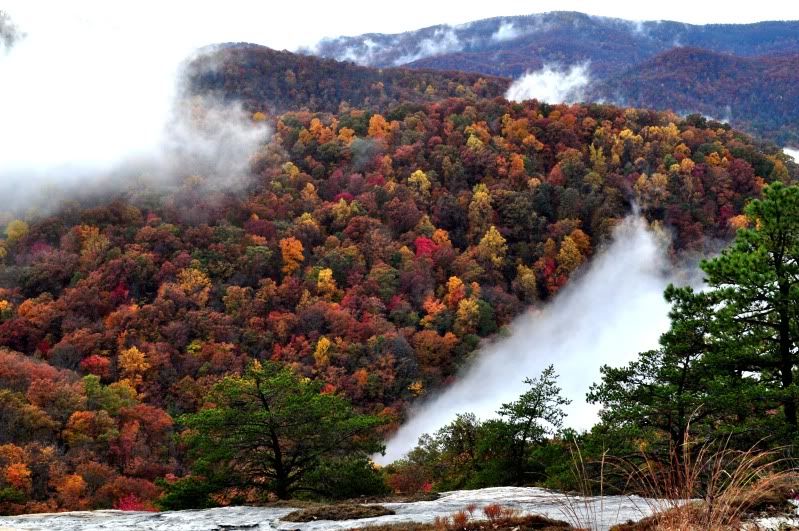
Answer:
xmin=505 ymin=62 xmax=591 ymax=104
xmin=490 ymin=21 xmax=522 ymax=41
xmin=0 ymin=10 xmax=22 ymax=52
xmin=393 ymin=27 xmax=462 ymax=65
xmin=0 ymin=9 xmax=269 ymax=215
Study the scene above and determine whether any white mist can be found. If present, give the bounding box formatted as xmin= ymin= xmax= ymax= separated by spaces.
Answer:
xmin=0 ymin=5 xmax=271 ymax=213
xmin=505 ymin=63 xmax=591 ymax=104
xmin=379 ymin=217 xmax=682 ymax=464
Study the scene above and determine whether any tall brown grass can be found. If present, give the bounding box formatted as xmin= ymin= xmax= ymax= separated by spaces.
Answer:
xmin=360 ymin=503 xmax=575 ymax=530
xmin=561 ymin=431 xmax=799 ymax=530
xmin=557 ymin=444 xmax=611 ymax=529
xmin=616 ymin=439 xmax=797 ymax=530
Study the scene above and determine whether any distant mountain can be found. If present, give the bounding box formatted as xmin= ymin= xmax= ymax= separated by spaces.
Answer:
xmin=307 ymin=12 xmax=799 ymax=79
xmin=187 ymin=44 xmax=509 ymax=115
xmin=590 ymin=48 xmax=799 ymax=145
xmin=189 ymin=42 xmax=799 ymax=146
xmin=303 ymin=12 xmax=799 ymax=145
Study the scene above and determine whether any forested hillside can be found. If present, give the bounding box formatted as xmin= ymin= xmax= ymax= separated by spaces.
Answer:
xmin=389 ymin=181 xmax=799 ymax=505
xmin=590 ymin=48 xmax=799 ymax=146
xmin=192 ymin=44 xmax=799 ymax=146
xmin=306 ymin=12 xmax=799 ymax=145
xmin=0 ymin=73 xmax=793 ymax=512
xmin=188 ymin=44 xmax=509 ymax=114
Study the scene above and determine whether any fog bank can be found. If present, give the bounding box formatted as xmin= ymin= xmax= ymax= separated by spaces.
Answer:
xmin=505 ymin=63 xmax=591 ymax=104
xmin=0 ymin=8 xmax=269 ymax=215
xmin=379 ymin=217 xmax=684 ymax=464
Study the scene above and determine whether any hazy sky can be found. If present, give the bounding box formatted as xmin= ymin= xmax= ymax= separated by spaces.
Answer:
xmin=5 ymin=1 xmax=799 ymax=51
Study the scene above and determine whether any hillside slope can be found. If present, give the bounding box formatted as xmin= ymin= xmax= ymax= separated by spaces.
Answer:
xmin=0 ymin=83 xmax=794 ymax=512
xmin=590 ymin=48 xmax=799 ymax=145
xmin=188 ymin=44 xmax=509 ymax=114
xmin=304 ymin=12 xmax=799 ymax=144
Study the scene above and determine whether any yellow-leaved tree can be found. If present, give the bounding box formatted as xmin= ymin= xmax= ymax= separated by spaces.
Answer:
xmin=118 ymin=346 xmax=150 ymax=389
xmin=468 ymin=184 xmax=493 ymax=243
xmin=477 ymin=226 xmax=507 ymax=269
xmin=280 ymin=237 xmax=304 ymax=276
xmin=313 ymin=337 xmax=332 ymax=367
xmin=408 ymin=169 xmax=431 ymax=197
xmin=316 ymin=268 xmax=337 ymax=298
xmin=5 ymin=219 xmax=28 ymax=243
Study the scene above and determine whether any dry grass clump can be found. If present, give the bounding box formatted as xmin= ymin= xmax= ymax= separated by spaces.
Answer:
xmin=606 ymin=438 xmax=799 ymax=530
xmin=551 ymin=424 xmax=799 ymax=531
xmin=358 ymin=503 xmax=575 ymax=530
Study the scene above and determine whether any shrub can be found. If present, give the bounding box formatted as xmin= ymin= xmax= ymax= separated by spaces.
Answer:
xmin=303 ymin=456 xmax=389 ymax=499
xmin=113 ymin=493 xmax=156 ymax=512
xmin=156 ymin=475 xmax=219 ymax=511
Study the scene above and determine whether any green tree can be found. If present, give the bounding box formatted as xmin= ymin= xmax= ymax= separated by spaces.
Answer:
xmin=414 ymin=413 xmax=483 ymax=489
xmin=390 ymin=367 xmax=570 ymax=490
xmin=701 ymin=182 xmax=799 ymax=432
xmin=588 ymin=286 xmax=758 ymax=459
xmin=180 ymin=360 xmax=386 ymax=499
xmin=498 ymin=365 xmax=570 ymax=483
xmin=590 ymin=183 xmax=799 ymax=454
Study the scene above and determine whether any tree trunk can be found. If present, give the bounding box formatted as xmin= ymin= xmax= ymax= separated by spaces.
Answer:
xmin=275 ymin=473 xmax=289 ymax=499
xmin=778 ymin=280 xmax=796 ymax=429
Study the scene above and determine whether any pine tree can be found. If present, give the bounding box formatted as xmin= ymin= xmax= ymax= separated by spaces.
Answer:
xmin=180 ymin=361 xmax=386 ymax=498
xmin=498 ymin=365 xmax=570 ymax=483
xmin=701 ymin=182 xmax=799 ymax=431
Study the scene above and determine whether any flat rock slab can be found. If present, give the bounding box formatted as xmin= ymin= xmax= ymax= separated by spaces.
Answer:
xmin=0 ymin=486 xmax=665 ymax=531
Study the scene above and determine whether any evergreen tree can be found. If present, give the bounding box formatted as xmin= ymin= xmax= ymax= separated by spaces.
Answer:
xmin=591 ymin=183 xmax=799 ymax=453
xmin=498 ymin=365 xmax=570 ymax=483
xmin=700 ymin=182 xmax=799 ymax=432
xmin=180 ymin=360 xmax=386 ymax=499
xmin=588 ymin=286 xmax=761 ymax=458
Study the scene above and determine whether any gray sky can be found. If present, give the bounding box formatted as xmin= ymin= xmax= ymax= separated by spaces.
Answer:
xmin=6 ymin=1 xmax=799 ymax=51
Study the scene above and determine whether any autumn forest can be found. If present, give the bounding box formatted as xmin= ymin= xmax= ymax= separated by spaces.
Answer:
xmin=0 ymin=12 xmax=798 ymax=520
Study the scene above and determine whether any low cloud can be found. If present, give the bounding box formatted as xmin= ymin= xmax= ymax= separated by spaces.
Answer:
xmin=310 ymin=26 xmax=463 ymax=67
xmin=378 ymin=217 xmax=688 ymax=464
xmin=629 ymin=19 xmax=647 ymax=36
xmin=328 ymin=38 xmax=385 ymax=65
xmin=0 ymin=9 xmax=269 ymax=216
xmin=783 ymin=147 xmax=799 ymax=161
xmin=0 ymin=10 xmax=22 ymax=52
xmin=505 ymin=63 xmax=591 ymax=104
xmin=155 ymin=95 xmax=270 ymax=191
xmin=394 ymin=27 xmax=462 ymax=65
xmin=491 ymin=21 xmax=522 ymax=42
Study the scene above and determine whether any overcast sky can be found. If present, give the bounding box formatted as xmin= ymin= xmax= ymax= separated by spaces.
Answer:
xmin=6 ymin=1 xmax=799 ymax=52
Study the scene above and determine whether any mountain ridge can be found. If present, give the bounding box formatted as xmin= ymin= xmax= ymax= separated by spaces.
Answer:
xmin=590 ymin=47 xmax=799 ymax=144
xmin=187 ymin=43 xmax=510 ymax=115
xmin=301 ymin=11 xmax=799 ymax=144
xmin=307 ymin=11 xmax=799 ymax=75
